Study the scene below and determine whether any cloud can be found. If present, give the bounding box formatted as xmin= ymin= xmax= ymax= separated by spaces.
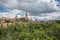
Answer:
xmin=33 ymin=11 xmax=60 ymax=21
xmin=0 ymin=0 xmax=60 ymax=15
xmin=0 ymin=12 xmax=15 ymax=18
xmin=10 ymin=9 xmax=24 ymax=15
xmin=0 ymin=9 xmax=25 ymax=18
xmin=0 ymin=0 xmax=60 ymax=20
xmin=0 ymin=10 xmax=60 ymax=20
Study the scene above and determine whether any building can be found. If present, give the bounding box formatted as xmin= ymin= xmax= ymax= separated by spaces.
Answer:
xmin=20 ymin=12 xmax=32 ymax=21
xmin=0 ymin=12 xmax=33 ymax=23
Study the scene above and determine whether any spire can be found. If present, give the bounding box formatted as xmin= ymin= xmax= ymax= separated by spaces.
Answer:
xmin=25 ymin=12 xmax=29 ymax=18
xmin=15 ymin=15 xmax=17 ymax=18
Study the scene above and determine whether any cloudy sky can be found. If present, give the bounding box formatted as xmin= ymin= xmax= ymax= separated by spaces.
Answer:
xmin=0 ymin=0 xmax=60 ymax=21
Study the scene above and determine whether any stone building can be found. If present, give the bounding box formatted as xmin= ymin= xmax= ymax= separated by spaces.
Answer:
xmin=20 ymin=12 xmax=32 ymax=21
xmin=0 ymin=12 xmax=33 ymax=23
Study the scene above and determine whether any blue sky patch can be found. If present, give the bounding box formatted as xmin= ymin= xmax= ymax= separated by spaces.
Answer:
xmin=0 ymin=7 xmax=8 ymax=12
xmin=57 ymin=0 xmax=60 ymax=2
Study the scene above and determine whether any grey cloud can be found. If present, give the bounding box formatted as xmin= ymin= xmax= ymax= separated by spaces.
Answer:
xmin=18 ymin=0 xmax=37 ymax=3
xmin=0 ymin=0 xmax=60 ymax=16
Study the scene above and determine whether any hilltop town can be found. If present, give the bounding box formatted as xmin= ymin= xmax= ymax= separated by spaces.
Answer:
xmin=0 ymin=12 xmax=60 ymax=28
xmin=0 ymin=12 xmax=33 ymax=27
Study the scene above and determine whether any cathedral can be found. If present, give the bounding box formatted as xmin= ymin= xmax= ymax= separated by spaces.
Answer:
xmin=0 ymin=12 xmax=32 ymax=23
xmin=0 ymin=12 xmax=33 ymax=27
xmin=20 ymin=12 xmax=32 ymax=21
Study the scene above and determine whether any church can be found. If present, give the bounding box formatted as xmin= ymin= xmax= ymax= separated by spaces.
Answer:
xmin=0 ymin=12 xmax=33 ymax=23
xmin=19 ymin=12 xmax=32 ymax=22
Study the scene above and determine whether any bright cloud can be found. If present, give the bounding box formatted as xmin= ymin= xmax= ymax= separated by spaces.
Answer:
xmin=0 ymin=9 xmax=25 ymax=18
xmin=0 ymin=12 xmax=15 ymax=18
xmin=0 ymin=0 xmax=60 ymax=14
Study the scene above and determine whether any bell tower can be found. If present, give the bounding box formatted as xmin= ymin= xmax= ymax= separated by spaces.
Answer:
xmin=15 ymin=14 xmax=17 ymax=21
xmin=25 ymin=12 xmax=29 ymax=18
xmin=24 ymin=12 xmax=29 ymax=21
xmin=15 ymin=14 xmax=17 ymax=18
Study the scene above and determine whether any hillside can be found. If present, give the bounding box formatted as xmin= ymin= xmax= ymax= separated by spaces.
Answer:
xmin=0 ymin=20 xmax=60 ymax=40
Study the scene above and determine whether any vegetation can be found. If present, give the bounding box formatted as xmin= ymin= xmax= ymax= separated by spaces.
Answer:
xmin=0 ymin=20 xmax=60 ymax=40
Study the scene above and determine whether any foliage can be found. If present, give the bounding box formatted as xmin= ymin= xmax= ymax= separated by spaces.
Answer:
xmin=0 ymin=21 xmax=60 ymax=40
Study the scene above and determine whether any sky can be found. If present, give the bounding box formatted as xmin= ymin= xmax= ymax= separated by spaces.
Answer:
xmin=0 ymin=0 xmax=60 ymax=21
